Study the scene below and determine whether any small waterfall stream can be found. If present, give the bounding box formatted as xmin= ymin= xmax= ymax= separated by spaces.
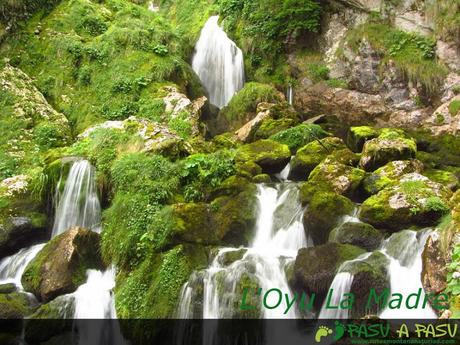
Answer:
xmin=52 ymin=160 xmax=101 ymax=238
xmin=178 ymin=181 xmax=310 ymax=320
xmin=192 ymin=16 xmax=244 ymax=108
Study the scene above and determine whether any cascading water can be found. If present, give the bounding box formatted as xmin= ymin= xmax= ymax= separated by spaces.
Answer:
xmin=192 ymin=16 xmax=244 ymax=108
xmin=178 ymin=181 xmax=310 ymax=322
xmin=379 ymin=230 xmax=437 ymax=319
xmin=318 ymin=272 xmax=354 ymax=319
xmin=287 ymin=84 xmax=293 ymax=105
xmin=0 ymin=243 xmax=45 ymax=288
xmin=52 ymin=159 xmax=101 ymax=237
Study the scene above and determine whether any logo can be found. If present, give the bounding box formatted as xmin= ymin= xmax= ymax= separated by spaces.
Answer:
xmin=314 ymin=321 xmax=346 ymax=343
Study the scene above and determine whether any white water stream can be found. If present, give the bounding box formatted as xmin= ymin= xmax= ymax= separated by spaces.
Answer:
xmin=52 ymin=160 xmax=101 ymax=238
xmin=192 ymin=16 xmax=244 ymax=108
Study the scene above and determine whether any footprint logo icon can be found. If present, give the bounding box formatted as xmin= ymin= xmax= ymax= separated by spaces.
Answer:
xmin=314 ymin=326 xmax=333 ymax=343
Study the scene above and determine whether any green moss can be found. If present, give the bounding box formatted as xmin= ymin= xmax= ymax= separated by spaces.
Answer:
xmin=449 ymin=100 xmax=460 ymax=116
xmin=424 ymin=169 xmax=458 ymax=190
xmin=2 ymin=0 xmax=202 ymax=133
xmin=346 ymin=23 xmax=447 ymax=95
xmin=217 ymin=82 xmax=284 ymax=132
xmin=0 ymin=292 xmax=33 ymax=319
xmin=254 ymin=118 xmax=295 ymax=140
xmin=236 ymin=139 xmax=290 ymax=174
xmin=347 ymin=126 xmax=380 ymax=152
xmin=269 ymin=124 xmax=329 ymax=153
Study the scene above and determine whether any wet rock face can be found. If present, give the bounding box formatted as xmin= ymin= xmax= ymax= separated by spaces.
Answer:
xmin=329 ymin=221 xmax=383 ymax=251
xmin=291 ymin=243 xmax=365 ymax=305
xmin=21 ymin=227 xmax=105 ymax=302
xmin=422 ymin=232 xmax=447 ymax=297
xmin=0 ymin=215 xmax=47 ymax=260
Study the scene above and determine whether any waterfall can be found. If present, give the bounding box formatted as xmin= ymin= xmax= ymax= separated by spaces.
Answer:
xmin=318 ymin=272 xmax=354 ymax=319
xmin=192 ymin=16 xmax=244 ymax=109
xmin=52 ymin=160 xmax=101 ymax=237
xmin=379 ymin=230 xmax=437 ymax=319
xmin=178 ymin=182 xmax=310 ymax=321
xmin=287 ymin=84 xmax=293 ymax=105
xmin=0 ymin=243 xmax=45 ymax=288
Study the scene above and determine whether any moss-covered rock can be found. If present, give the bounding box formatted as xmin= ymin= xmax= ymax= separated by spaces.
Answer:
xmin=115 ymin=244 xmax=208 ymax=325
xmin=0 ymin=174 xmax=48 ymax=259
xmin=360 ymin=174 xmax=452 ymax=230
xmin=269 ymin=124 xmax=329 ymax=153
xmin=359 ymin=129 xmax=417 ymax=171
xmin=308 ymin=157 xmax=366 ymax=198
xmin=291 ymin=243 xmax=365 ymax=302
xmin=254 ymin=118 xmax=296 ymax=140
xmin=252 ymin=174 xmax=272 ymax=183
xmin=213 ymin=83 xmax=284 ymax=134
xmin=21 ymin=227 xmax=105 ymax=302
xmin=347 ymin=126 xmax=380 ymax=152
xmin=288 ymin=137 xmax=346 ymax=181
xmin=329 ymin=222 xmax=383 ymax=251
xmin=303 ymin=191 xmax=355 ymax=245
xmin=0 ymin=283 xmax=16 ymax=294
xmin=0 ymin=291 xmax=35 ymax=319
xmin=236 ymin=161 xmax=263 ymax=179
xmin=24 ymin=295 xmax=74 ymax=344
xmin=424 ymin=169 xmax=459 ymax=191
xmin=363 ymin=159 xmax=424 ymax=195
xmin=344 ymin=251 xmax=390 ymax=318
xmin=210 ymin=183 xmax=258 ymax=246
xmin=236 ymin=139 xmax=291 ymax=174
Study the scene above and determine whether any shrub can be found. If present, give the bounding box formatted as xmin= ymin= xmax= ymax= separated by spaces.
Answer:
xmin=180 ymin=150 xmax=236 ymax=201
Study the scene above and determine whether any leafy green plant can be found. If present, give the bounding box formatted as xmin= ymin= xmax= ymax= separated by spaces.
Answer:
xmin=180 ymin=150 xmax=236 ymax=201
xmin=153 ymin=44 xmax=169 ymax=56
xmin=269 ymin=124 xmax=329 ymax=152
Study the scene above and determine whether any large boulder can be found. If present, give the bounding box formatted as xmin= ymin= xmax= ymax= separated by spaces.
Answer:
xmin=347 ymin=126 xmax=380 ymax=153
xmin=236 ymin=140 xmax=291 ymax=174
xmin=329 ymin=221 xmax=383 ymax=251
xmin=303 ymin=190 xmax=355 ymax=245
xmin=363 ymin=159 xmax=424 ymax=195
xmin=360 ymin=174 xmax=452 ymax=230
xmin=359 ymin=132 xmax=417 ymax=171
xmin=343 ymin=251 xmax=390 ymax=318
xmin=0 ymin=291 xmax=35 ymax=319
xmin=308 ymin=157 xmax=366 ymax=197
xmin=288 ymin=137 xmax=346 ymax=181
xmin=21 ymin=227 xmax=105 ymax=302
xmin=291 ymin=243 xmax=365 ymax=303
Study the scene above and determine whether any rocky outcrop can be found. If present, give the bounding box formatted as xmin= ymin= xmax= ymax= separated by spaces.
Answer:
xmin=422 ymin=95 xmax=460 ymax=135
xmin=294 ymin=83 xmax=389 ymax=125
xmin=78 ymin=116 xmax=189 ymax=157
xmin=21 ymin=227 xmax=105 ymax=302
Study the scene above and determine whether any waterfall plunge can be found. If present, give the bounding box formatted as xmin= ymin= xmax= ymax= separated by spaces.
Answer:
xmin=52 ymin=160 xmax=101 ymax=237
xmin=192 ymin=16 xmax=244 ymax=109
xmin=178 ymin=182 xmax=310 ymax=320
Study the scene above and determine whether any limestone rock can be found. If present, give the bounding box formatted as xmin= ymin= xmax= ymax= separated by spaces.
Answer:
xmin=236 ymin=140 xmax=291 ymax=174
xmin=422 ymin=232 xmax=447 ymax=296
xmin=329 ymin=221 xmax=383 ymax=251
xmin=21 ymin=227 xmax=105 ymax=302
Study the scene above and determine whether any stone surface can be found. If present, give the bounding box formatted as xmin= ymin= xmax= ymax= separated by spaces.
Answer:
xmin=21 ymin=227 xmax=105 ymax=302
xmin=234 ymin=103 xmax=274 ymax=142
xmin=329 ymin=221 xmax=384 ymax=251
xmin=422 ymin=232 xmax=447 ymax=296
xmin=236 ymin=140 xmax=291 ymax=174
